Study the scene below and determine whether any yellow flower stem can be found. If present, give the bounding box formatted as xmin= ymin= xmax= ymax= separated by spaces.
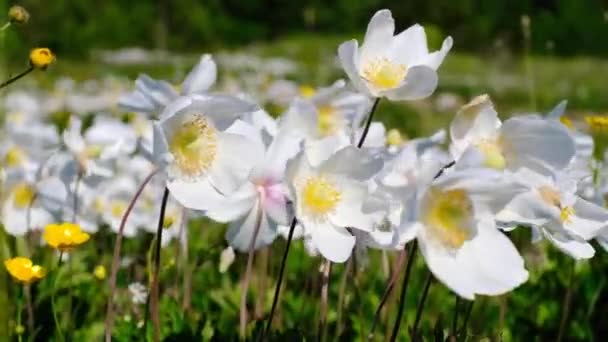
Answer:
xmin=0 ymin=66 xmax=33 ymax=90
xmin=51 ymin=252 xmax=65 ymax=342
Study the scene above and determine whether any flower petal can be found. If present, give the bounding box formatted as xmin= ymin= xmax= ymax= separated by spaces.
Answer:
xmin=383 ymin=65 xmax=438 ymax=101
xmin=308 ymin=222 xmax=355 ymax=263
xmin=181 ymin=54 xmax=217 ymax=95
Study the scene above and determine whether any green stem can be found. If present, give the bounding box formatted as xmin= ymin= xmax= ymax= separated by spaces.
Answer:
xmin=17 ymin=285 xmax=23 ymax=342
xmin=0 ymin=66 xmax=33 ymax=90
xmin=51 ymin=252 xmax=65 ymax=342
xmin=411 ymin=272 xmax=433 ymax=341
xmin=0 ymin=22 xmax=10 ymax=31
xmin=389 ymin=240 xmax=418 ymax=341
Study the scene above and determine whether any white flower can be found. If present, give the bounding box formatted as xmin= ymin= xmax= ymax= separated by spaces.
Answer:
xmin=450 ymin=95 xmax=575 ymax=174
xmin=128 ymin=282 xmax=148 ymax=305
xmin=338 ymin=9 xmax=452 ymax=100
xmin=286 ymin=146 xmax=385 ymax=262
xmin=498 ymin=168 xmax=608 ymax=259
xmin=203 ymin=123 xmax=300 ymax=251
xmin=398 ymin=168 xmax=528 ymax=299
xmin=119 ymin=54 xmax=217 ymax=115
xmin=154 ymin=95 xmax=262 ymax=211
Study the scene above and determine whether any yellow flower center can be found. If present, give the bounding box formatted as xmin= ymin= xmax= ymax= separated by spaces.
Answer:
xmin=423 ymin=188 xmax=474 ymax=249
xmin=5 ymin=146 xmax=25 ymax=167
xmin=299 ymin=85 xmax=316 ymax=98
xmin=386 ymin=128 xmax=405 ymax=146
xmin=317 ymin=105 xmax=339 ymax=136
xmin=559 ymin=116 xmax=573 ymax=130
xmin=168 ymin=115 xmax=218 ymax=180
xmin=110 ymin=201 xmax=127 ymax=218
xmin=361 ymin=57 xmax=407 ymax=90
xmin=163 ymin=215 xmax=175 ymax=229
xmin=476 ymin=140 xmax=506 ymax=169
xmin=301 ymin=176 xmax=341 ymax=216
xmin=538 ymin=186 xmax=576 ymax=223
xmin=13 ymin=183 xmax=35 ymax=208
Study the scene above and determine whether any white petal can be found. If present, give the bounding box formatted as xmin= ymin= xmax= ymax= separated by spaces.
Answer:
xmin=338 ymin=40 xmax=370 ymax=97
xmin=167 ymin=178 xmax=224 ymax=211
xmin=329 ymin=180 xmax=376 ymax=231
xmin=566 ymin=198 xmax=608 ymax=240
xmin=422 ymin=36 xmax=453 ymax=70
xmin=319 ymin=146 xmax=383 ymax=181
xmin=389 ymin=24 xmax=429 ymax=66
xmin=383 ymin=65 xmax=438 ymax=101
xmin=308 ymin=221 xmax=355 ymax=263
xmin=37 ymin=177 xmax=68 ymax=213
xmin=205 ymin=182 xmax=257 ymax=223
xmin=360 ymin=9 xmax=395 ymax=63
xmin=181 ymin=54 xmax=217 ymax=95
xmin=208 ymin=132 xmax=260 ymax=194
xmin=542 ymin=228 xmax=595 ymax=259
xmin=226 ymin=199 xmax=277 ymax=251
xmin=500 ymin=117 xmax=575 ymax=174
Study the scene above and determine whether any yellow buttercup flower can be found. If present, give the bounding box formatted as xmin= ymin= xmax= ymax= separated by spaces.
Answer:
xmin=4 ymin=257 xmax=46 ymax=284
xmin=29 ymin=48 xmax=56 ymax=70
xmin=43 ymin=223 xmax=90 ymax=251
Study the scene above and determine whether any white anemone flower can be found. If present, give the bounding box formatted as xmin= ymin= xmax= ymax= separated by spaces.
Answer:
xmin=119 ymin=54 xmax=217 ymax=115
xmin=285 ymin=146 xmax=386 ymax=262
xmin=153 ymin=95 xmax=262 ymax=211
xmin=203 ymin=123 xmax=301 ymax=251
xmin=399 ymin=168 xmax=528 ymax=299
xmin=2 ymin=175 xmax=66 ymax=236
xmin=97 ymin=176 xmax=144 ymax=238
xmin=338 ymin=9 xmax=452 ymax=101
xmin=450 ymin=95 xmax=575 ymax=175
xmin=498 ymin=168 xmax=608 ymax=259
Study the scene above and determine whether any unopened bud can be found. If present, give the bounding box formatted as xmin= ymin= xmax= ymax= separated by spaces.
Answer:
xmin=8 ymin=5 xmax=29 ymax=24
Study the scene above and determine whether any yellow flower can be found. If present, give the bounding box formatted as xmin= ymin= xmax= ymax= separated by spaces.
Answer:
xmin=4 ymin=257 xmax=46 ymax=284
xmin=43 ymin=223 xmax=90 ymax=251
xmin=93 ymin=265 xmax=106 ymax=280
xmin=8 ymin=5 xmax=29 ymax=24
xmin=29 ymin=48 xmax=56 ymax=70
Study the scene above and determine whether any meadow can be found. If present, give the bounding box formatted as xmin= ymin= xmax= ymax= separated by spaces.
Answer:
xmin=1 ymin=9 xmax=608 ymax=342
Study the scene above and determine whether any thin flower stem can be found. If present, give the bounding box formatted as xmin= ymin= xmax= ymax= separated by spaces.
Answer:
xmin=24 ymin=285 xmax=34 ymax=339
xmin=104 ymin=168 xmax=158 ymax=342
xmin=451 ymin=295 xmax=461 ymax=339
xmin=389 ymin=240 xmax=418 ymax=342
xmin=72 ymin=172 xmax=83 ymax=222
xmin=240 ymin=206 xmax=263 ymax=339
xmin=367 ymin=247 xmax=407 ymax=340
xmin=0 ymin=22 xmax=11 ymax=31
xmin=262 ymin=216 xmax=297 ymax=338
xmin=318 ymin=259 xmax=332 ymax=342
xmin=51 ymin=252 xmax=64 ymax=342
xmin=0 ymin=66 xmax=33 ymax=90
xmin=335 ymin=258 xmax=352 ymax=338
xmin=458 ymin=300 xmax=474 ymax=338
xmin=411 ymin=272 xmax=433 ymax=341
xmin=17 ymin=285 xmax=23 ymax=342
xmin=557 ymin=260 xmax=575 ymax=342
xmin=357 ymin=97 xmax=381 ymax=148
xmin=149 ymin=187 xmax=170 ymax=342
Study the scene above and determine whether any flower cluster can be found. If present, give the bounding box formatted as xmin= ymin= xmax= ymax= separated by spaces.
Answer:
xmin=2 ymin=9 xmax=608 ymax=305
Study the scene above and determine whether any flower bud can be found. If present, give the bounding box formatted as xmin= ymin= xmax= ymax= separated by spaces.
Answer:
xmin=8 ymin=5 xmax=29 ymax=24
xmin=29 ymin=48 xmax=56 ymax=70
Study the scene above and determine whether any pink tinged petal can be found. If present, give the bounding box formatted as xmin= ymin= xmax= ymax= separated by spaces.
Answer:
xmin=338 ymin=40 xmax=371 ymax=97
xmin=167 ymin=178 xmax=225 ymax=211
xmin=260 ymin=183 xmax=291 ymax=226
xmin=382 ymin=65 xmax=438 ymax=101
xmin=360 ymin=9 xmax=396 ymax=63
xmin=181 ymin=54 xmax=217 ymax=95
xmin=208 ymin=132 xmax=260 ymax=194
xmin=308 ymin=221 xmax=355 ymax=263
xmin=541 ymin=228 xmax=595 ymax=260
xmin=226 ymin=198 xmax=277 ymax=252
xmin=500 ymin=117 xmax=575 ymax=174
xmin=388 ymin=24 xmax=429 ymax=66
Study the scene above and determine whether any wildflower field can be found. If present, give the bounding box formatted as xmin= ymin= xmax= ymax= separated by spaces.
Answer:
xmin=1 ymin=4 xmax=608 ymax=342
